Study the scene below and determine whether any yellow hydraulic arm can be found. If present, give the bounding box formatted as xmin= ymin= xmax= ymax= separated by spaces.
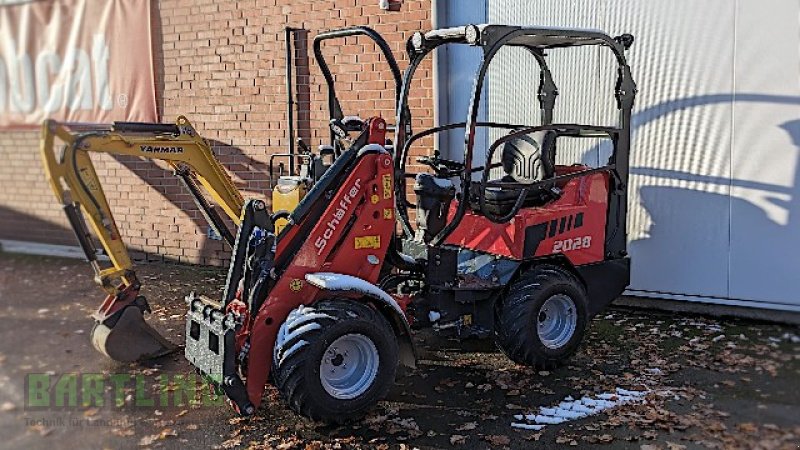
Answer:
xmin=40 ymin=116 xmax=244 ymax=297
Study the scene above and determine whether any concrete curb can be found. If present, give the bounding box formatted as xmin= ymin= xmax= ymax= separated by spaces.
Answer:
xmin=615 ymin=296 xmax=800 ymax=326
xmin=0 ymin=239 xmax=109 ymax=261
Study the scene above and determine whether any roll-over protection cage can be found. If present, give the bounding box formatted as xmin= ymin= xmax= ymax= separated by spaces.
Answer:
xmin=393 ymin=24 xmax=636 ymax=259
xmin=313 ymin=26 xmax=404 ymax=147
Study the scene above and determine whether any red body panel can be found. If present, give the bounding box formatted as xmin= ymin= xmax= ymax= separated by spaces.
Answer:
xmin=445 ymin=168 xmax=610 ymax=266
xmin=243 ymin=149 xmax=396 ymax=407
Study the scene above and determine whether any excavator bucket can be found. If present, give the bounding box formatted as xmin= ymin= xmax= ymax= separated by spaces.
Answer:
xmin=91 ymin=304 xmax=176 ymax=362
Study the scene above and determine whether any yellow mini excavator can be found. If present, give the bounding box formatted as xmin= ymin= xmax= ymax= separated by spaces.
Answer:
xmin=40 ymin=115 xmax=343 ymax=362
xmin=40 ymin=116 xmax=250 ymax=361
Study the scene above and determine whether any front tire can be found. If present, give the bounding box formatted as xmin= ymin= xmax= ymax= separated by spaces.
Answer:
xmin=273 ymin=299 xmax=398 ymax=424
xmin=495 ymin=264 xmax=588 ymax=369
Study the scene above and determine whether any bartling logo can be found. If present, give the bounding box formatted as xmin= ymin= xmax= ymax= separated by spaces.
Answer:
xmin=25 ymin=373 xmax=224 ymax=408
xmin=314 ymin=178 xmax=362 ymax=255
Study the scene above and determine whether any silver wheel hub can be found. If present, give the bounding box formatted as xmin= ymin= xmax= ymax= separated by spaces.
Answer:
xmin=537 ymin=294 xmax=577 ymax=349
xmin=320 ymin=334 xmax=379 ymax=400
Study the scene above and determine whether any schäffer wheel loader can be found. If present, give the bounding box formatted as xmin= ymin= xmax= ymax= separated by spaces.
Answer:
xmin=40 ymin=24 xmax=637 ymax=425
xmin=184 ymin=24 xmax=637 ymax=424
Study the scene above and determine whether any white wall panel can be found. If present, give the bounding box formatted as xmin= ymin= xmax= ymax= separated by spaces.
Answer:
xmin=488 ymin=0 xmax=735 ymax=298
xmin=604 ymin=0 xmax=735 ymax=299
xmin=728 ymin=0 xmax=800 ymax=307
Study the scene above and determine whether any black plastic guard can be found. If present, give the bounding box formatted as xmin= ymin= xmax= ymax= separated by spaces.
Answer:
xmin=575 ymin=257 xmax=630 ymax=317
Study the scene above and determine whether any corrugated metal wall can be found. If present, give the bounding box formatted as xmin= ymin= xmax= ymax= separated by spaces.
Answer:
xmin=480 ymin=0 xmax=800 ymax=311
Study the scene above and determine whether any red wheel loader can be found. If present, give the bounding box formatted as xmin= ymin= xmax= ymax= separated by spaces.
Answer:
xmin=185 ymin=24 xmax=637 ymax=423
xmin=40 ymin=23 xmax=636 ymax=424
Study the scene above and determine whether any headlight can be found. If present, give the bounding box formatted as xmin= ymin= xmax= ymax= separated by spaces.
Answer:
xmin=411 ymin=32 xmax=424 ymax=51
xmin=465 ymin=24 xmax=480 ymax=45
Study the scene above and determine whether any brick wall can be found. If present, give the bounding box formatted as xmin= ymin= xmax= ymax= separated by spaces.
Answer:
xmin=0 ymin=0 xmax=433 ymax=266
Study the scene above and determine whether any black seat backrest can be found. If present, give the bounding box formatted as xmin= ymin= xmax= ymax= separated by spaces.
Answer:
xmin=500 ymin=130 xmax=556 ymax=183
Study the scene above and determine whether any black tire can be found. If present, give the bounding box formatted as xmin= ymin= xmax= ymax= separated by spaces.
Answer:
xmin=495 ymin=264 xmax=588 ymax=369
xmin=272 ymin=299 xmax=398 ymax=424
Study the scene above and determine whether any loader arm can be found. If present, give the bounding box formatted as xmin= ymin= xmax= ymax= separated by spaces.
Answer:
xmin=39 ymin=115 xmax=245 ymax=361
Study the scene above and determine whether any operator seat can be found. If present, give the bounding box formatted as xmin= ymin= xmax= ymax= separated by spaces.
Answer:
xmin=471 ymin=130 xmax=559 ymax=216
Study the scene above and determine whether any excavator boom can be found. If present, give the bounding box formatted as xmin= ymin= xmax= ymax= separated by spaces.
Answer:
xmin=40 ymin=116 xmax=245 ymax=361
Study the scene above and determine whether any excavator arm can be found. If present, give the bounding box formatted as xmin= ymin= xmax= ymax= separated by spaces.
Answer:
xmin=40 ymin=115 xmax=245 ymax=361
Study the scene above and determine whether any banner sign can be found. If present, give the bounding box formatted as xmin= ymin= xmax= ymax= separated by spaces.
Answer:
xmin=0 ymin=0 xmax=157 ymax=128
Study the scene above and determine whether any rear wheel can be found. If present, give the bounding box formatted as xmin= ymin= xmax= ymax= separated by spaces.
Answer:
xmin=495 ymin=264 xmax=588 ymax=369
xmin=272 ymin=299 xmax=398 ymax=424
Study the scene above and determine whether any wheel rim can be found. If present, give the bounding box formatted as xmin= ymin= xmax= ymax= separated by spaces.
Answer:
xmin=537 ymin=294 xmax=577 ymax=349
xmin=319 ymin=334 xmax=379 ymax=400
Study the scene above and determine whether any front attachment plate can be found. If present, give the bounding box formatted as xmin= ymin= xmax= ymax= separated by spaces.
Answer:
xmin=184 ymin=293 xmax=233 ymax=380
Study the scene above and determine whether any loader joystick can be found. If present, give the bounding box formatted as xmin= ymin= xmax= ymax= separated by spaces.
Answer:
xmin=329 ymin=118 xmax=349 ymax=140
xmin=297 ymin=138 xmax=312 ymax=154
xmin=416 ymin=151 xmax=464 ymax=178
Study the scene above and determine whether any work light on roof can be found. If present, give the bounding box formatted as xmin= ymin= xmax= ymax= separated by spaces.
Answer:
xmin=411 ymin=31 xmax=424 ymax=51
xmin=465 ymin=24 xmax=480 ymax=45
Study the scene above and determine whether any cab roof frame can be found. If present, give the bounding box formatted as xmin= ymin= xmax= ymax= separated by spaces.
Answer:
xmin=393 ymin=24 xmax=637 ymax=252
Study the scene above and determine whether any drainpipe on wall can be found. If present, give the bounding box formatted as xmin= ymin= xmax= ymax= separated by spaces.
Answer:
xmin=432 ymin=0 xmax=445 ymax=155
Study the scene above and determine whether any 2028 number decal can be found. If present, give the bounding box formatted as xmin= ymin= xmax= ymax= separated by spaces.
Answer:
xmin=553 ymin=236 xmax=592 ymax=253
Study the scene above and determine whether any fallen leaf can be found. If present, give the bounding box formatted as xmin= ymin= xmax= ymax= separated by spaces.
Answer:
xmin=112 ymin=427 xmax=135 ymax=437
xmin=1 ymin=402 xmax=16 ymax=412
xmin=28 ymin=424 xmax=52 ymax=436
xmin=138 ymin=435 xmax=158 ymax=446
xmin=450 ymin=434 xmax=467 ymax=445
xmin=159 ymin=428 xmax=177 ymax=438
xmin=598 ymin=434 xmax=614 ymax=443
xmin=220 ymin=436 xmax=242 ymax=448
xmin=736 ymin=422 xmax=757 ymax=433
xmin=666 ymin=442 xmax=686 ymax=450
xmin=484 ymin=435 xmax=511 ymax=446
xmin=525 ymin=432 xmax=543 ymax=441
xmin=455 ymin=422 xmax=477 ymax=431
